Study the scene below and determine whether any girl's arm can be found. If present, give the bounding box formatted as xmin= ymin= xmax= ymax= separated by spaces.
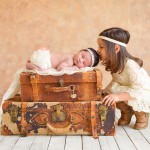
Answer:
xmin=102 ymin=92 xmax=133 ymax=107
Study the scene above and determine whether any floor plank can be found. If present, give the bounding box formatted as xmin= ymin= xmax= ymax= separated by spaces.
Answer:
xmin=12 ymin=136 xmax=35 ymax=150
xmin=65 ymin=136 xmax=82 ymax=150
xmin=48 ymin=135 xmax=66 ymax=150
xmin=115 ymin=111 xmax=137 ymax=150
xmin=123 ymin=124 xmax=150 ymax=150
xmin=114 ymin=125 xmax=137 ymax=150
xmin=139 ymin=125 xmax=150 ymax=144
xmin=131 ymin=114 xmax=150 ymax=144
xmin=0 ymin=136 xmax=20 ymax=150
xmin=82 ymin=135 xmax=101 ymax=150
xmin=0 ymin=135 xmax=5 ymax=143
xmin=116 ymin=109 xmax=150 ymax=150
xmin=99 ymin=136 xmax=119 ymax=150
xmin=30 ymin=136 xmax=51 ymax=150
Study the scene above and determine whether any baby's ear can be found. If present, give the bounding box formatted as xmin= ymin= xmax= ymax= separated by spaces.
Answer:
xmin=114 ymin=44 xmax=120 ymax=53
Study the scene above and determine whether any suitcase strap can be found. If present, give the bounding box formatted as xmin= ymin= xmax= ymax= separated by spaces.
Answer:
xmin=91 ymin=101 xmax=98 ymax=138
xmin=30 ymin=73 xmax=39 ymax=101
xmin=95 ymin=69 xmax=102 ymax=95
xmin=21 ymin=102 xmax=28 ymax=136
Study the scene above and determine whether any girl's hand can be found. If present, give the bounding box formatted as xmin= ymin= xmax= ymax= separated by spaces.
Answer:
xmin=102 ymin=94 xmax=119 ymax=107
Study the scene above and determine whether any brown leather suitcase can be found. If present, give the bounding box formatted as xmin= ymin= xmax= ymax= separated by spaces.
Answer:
xmin=20 ymin=69 xmax=102 ymax=102
xmin=1 ymin=95 xmax=116 ymax=138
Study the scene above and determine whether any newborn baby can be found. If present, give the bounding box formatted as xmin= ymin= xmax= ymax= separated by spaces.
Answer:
xmin=26 ymin=48 xmax=100 ymax=71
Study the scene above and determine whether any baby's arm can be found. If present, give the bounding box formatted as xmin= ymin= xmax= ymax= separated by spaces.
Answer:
xmin=57 ymin=62 xmax=79 ymax=71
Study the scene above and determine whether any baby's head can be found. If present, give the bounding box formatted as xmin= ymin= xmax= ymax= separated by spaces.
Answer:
xmin=73 ymin=48 xmax=100 ymax=68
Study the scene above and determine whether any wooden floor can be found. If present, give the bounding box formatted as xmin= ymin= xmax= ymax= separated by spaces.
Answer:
xmin=0 ymin=109 xmax=150 ymax=150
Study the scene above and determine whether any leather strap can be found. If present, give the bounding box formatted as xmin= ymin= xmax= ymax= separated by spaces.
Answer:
xmin=30 ymin=73 xmax=39 ymax=101
xmin=21 ymin=102 xmax=27 ymax=136
xmin=91 ymin=101 xmax=98 ymax=138
xmin=94 ymin=69 xmax=102 ymax=95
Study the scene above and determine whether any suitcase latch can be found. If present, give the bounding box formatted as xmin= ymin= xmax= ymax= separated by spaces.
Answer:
xmin=10 ymin=105 xmax=19 ymax=123
xmin=52 ymin=105 xmax=66 ymax=122
xmin=99 ymin=105 xmax=107 ymax=121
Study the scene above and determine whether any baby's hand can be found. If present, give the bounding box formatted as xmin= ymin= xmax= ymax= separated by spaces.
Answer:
xmin=102 ymin=94 xmax=119 ymax=107
xmin=56 ymin=65 xmax=64 ymax=71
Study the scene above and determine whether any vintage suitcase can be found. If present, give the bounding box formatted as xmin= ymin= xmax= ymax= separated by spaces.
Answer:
xmin=20 ymin=69 xmax=102 ymax=102
xmin=1 ymin=95 xmax=116 ymax=138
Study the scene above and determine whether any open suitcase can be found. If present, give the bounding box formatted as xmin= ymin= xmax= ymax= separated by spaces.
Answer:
xmin=20 ymin=69 xmax=102 ymax=102
xmin=1 ymin=95 xmax=116 ymax=138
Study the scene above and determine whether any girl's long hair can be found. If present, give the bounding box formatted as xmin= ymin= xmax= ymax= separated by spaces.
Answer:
xmin=99 ymin=27 xmax=143 ymax=73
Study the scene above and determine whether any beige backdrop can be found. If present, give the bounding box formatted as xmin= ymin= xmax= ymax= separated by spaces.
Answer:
xmin=0 ymin=0 xmax=150 ymax=104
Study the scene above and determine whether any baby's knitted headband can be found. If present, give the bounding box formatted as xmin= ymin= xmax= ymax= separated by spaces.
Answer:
xmin=85 ymin=48 xmax=95 ymax=67
xmin=99 ymin=36 xmax=127 ymax=47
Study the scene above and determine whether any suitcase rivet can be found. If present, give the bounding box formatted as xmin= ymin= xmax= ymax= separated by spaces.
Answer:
xmin=30 ymin=74 xmax=36 ymax=79
xmin=89 ymin=74 xmax=94 ymax=80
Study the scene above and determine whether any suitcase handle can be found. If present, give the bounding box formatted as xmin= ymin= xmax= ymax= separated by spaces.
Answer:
xmin=46 ymin=123 xmax=72 ymax=134
xmin=45 ymin=85 xmax=76 ymax=92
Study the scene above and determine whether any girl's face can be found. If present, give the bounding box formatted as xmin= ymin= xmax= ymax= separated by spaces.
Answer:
xmin=73 ymin=50 xmax=92 ymax=68
xmin=97 ymin=38 xmax=107 ymax=61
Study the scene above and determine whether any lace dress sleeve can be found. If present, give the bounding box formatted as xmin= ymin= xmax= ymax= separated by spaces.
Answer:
xmin=104 ymin=80 xmax=120 ymax=94
xmin=105 ymin=60 xmax=143 ymax=100
xmin=121 ymin=60 xmax=143 ymax=100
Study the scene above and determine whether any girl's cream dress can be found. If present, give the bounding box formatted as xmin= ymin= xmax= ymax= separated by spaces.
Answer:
xmin=105 ymin=59 xmax=150 ymax=112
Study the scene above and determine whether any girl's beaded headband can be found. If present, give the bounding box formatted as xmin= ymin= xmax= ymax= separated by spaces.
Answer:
xmin=99 ymin=36 xmax=127 ymax=47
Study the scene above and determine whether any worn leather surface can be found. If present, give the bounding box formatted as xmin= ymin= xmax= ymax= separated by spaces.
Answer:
xmin=20 ymin=70 xmax=102 ymax=102
xmin=1 ymin=96 xmax=115 ymax=137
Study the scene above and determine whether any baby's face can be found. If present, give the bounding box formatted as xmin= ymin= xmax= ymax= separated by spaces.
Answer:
xmin=73 ymin=50 xmax=92 ymax=68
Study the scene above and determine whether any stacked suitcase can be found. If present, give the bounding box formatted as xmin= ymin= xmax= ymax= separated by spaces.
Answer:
xmin=1 ymin=69 xmax=116 ymax=138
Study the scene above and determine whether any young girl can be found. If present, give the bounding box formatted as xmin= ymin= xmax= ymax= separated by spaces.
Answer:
xmin=97 ymin=27 xmax=150 ymax=130
xmin=26 ymin=48 xmax=99 ymax=71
